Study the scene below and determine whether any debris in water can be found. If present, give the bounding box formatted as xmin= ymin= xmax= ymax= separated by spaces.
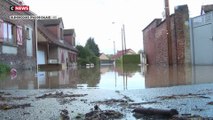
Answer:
xmin=0 ymin=103 xmax=31 ymax=110
xmin=132 ymin=107 xmax=178 ymax=118
xmin=156 ymin=93 xmax=210 ymax=100
xmin=36 ymin=91 xmax=87 ymax=99
xmin=85 ymin=110 xmax=123 ymax=120
xmin=60 ymin=109 xmax=70 ymax=120
xmin=207 ymin=101 xmax=213 ymax=105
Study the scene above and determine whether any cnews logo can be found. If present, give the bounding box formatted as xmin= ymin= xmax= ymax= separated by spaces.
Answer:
xmin=10 ymin=6 xmax=29 ymax=11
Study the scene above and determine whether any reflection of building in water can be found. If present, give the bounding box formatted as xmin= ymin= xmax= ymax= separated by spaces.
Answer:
xmin=192 ymin=66 xmax=213 ymax=84
xmin=38 ymin=68 xmax=79 ymax=89
xmin=77 ymin=67 xmax=100 ymax=87
xmin=100 ymin=65 xmax=114 ymax=74
xmin=144 ymin=65 xmax=192 ymax=88
xmin=142 ymin=65 xmax=213 ymax=88
xmin=115 ymin=65 xmax=140 ymax=77
xmin=0 ymin=70 xmax=37 ymax=89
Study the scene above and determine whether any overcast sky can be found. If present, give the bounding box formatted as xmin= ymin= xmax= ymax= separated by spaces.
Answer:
xmin=24 ymin=0 xmax=212 ymax=54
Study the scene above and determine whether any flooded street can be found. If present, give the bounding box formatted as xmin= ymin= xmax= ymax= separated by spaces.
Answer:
xmin=1 ymin=65 xmax=213 ymax=90
xmin=1 ymin=65 xmax=213 ymax=119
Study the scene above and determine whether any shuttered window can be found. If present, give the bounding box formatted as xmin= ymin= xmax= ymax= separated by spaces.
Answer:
xmin=16 ymin=26 xmax=22 ymax=45
xmin=0 ymin=19 xmax=3 ymax=42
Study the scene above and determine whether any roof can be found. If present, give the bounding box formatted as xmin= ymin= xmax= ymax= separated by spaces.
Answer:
xmin=201 ymin=4 xmax=213 ymax=14
xmin=38 ymin=18 xmax=64 ymax=27
xmin=111 ymin=49 xmax=135 ymax=60
xmin=142 ymin=19 xmax=162 ymax=31
xmin=99 ymin=53 xmax=109 ymax=60
xmin=64 ymin=29 xmax=75 ymax=36
xmin=37 ymin=22 xmax=77 ymax=52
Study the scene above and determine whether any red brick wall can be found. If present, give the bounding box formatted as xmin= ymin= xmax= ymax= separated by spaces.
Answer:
xmin=143 ymin=19 xmax=161 ymax=65
xmin=143 ymin=5 xmax=190 ymax=65
xmin=46 ymin=26 xmax=59 ymax=39
xmin=0 ymin=0 xmax=36 ymax=69
xmin=64 ymin=35 xmax=72 ymax=45
xmin=174 ymin=5 xmax=190 ymax=64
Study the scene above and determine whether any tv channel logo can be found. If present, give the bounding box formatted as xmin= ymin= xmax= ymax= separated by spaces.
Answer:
xmin=10 ymin=6 xmax=29 ymax=11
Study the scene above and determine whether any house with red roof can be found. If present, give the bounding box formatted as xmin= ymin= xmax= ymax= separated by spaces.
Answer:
xmin=111 ymin=49 xmax=136 ymax=60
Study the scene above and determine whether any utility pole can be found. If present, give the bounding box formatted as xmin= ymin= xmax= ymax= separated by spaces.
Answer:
xmin=122 ymin=24 xmax=127 ymax=54
xmin=165 ymin=0 xmax=173 ymax=65
xmin=113 ymin=41 xmax=116 ymax=55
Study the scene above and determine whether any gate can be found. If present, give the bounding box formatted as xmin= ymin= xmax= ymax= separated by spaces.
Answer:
xmin=190 ymin=11 xmax=213 ymax=65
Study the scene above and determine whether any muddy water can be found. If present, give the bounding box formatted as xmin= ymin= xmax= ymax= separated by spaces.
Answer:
xmin=0 ymin=65 xmax=213 ymax=90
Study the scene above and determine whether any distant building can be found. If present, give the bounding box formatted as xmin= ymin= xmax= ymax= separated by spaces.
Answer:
xmin=99 ymin=53 xmax=113 ymax=65
xmin=0 ymin=0 xmax=36 ymax=69
xmin=111 ymin=49 xmax=136 ymax=60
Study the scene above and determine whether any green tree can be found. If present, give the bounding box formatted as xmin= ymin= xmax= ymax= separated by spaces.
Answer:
xmin=85 ymin=37 xmax=100 ymax=57
xmin=76 ymin=45 xmax=99 ymax=66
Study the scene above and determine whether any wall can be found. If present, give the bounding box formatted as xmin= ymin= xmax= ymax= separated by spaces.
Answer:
xmin=143 ymin=19 xmax=161 ymax=65
xmin=64 ymin=35 xmax=72 ymax=45
xmin=46 ymin=26 xmax=59 ymax=39
xmin=0 ymin=0 xmax=36 ymax=69
xmin=143 ymin=5 xmax=190 ymax=65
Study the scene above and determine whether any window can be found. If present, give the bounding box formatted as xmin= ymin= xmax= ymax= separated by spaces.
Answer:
xmin=0 ymin=19 xmax=3 ymax=42
xmin=60 ymin=28 xmax=63 ymax=40
xmin=26 ymin=28 xmax=30 ymax=40
xmin=3 ymin=22 xmax=14 ymax=44
xmin=0 ymin=21 xmax=22 ymax=45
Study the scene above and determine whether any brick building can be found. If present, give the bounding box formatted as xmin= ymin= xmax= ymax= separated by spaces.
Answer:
xmin=143 ymin=5 xmax=191 ymax=65
xmin=0 ymin=0 xmax=36 ymax=69
xmin=37 ymin=18 xmax=78 ymax=69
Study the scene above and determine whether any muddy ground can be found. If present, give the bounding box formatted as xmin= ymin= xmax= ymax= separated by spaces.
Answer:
xmin=1 ymin=83 xmax=213 ymax=120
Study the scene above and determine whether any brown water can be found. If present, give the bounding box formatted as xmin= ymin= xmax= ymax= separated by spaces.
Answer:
xmin=0 ymin=65 xmax=213 ymax=90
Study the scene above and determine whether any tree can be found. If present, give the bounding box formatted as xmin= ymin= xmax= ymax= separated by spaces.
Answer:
xmin=76 ymin=45 xmax=99 ymax=66
xmin=85 ymin=37 xmax=100 ymax=57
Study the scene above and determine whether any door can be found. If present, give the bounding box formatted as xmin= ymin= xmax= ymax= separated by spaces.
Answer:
xmin=193 ymin=24 xmax=213 ymax=65
xmin=37 ymin=50 xmax=45 ymax=65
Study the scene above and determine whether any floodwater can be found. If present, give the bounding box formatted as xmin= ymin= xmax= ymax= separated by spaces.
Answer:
xmin=0 ymin=65 xmax=213 ymax=90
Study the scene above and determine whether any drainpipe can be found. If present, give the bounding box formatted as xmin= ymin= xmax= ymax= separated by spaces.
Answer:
xmin=35 ymin=19 xmax=38 ymax=71
xmin=34 ymin=18 xmax=39 ymax=89
xmin=165 ymin=0 xmax=173 ymax=65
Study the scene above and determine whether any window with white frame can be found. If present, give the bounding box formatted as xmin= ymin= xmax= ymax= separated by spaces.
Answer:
xmin=0 ymin=20 xmax=23 ymax=45
xmin=3 ymin=22 xmax=14 ymax=44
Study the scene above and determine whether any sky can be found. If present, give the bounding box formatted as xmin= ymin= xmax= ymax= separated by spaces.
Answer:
xmin=24 ymin=0 xmax=213 ymax=54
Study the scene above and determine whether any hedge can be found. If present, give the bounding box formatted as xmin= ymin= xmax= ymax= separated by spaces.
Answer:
xmin=123 ymin=54 xmax=140 ymax=64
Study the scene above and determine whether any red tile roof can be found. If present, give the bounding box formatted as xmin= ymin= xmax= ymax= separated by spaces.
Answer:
xmin=111 ymin=49 xmax=134 ymax=60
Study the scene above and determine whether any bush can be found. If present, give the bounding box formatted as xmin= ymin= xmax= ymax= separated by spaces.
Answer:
xmin=0 ymin=63 xmax=10 ymax=74
xmin=123 ymin=54 xmax=140 ymax=64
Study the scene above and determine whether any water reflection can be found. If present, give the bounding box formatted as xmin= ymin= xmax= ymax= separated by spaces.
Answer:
xmin=144 ymin=65 xmax=192 ymax=88
xmin=0 ymin=65 xmax=213 ymax=90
